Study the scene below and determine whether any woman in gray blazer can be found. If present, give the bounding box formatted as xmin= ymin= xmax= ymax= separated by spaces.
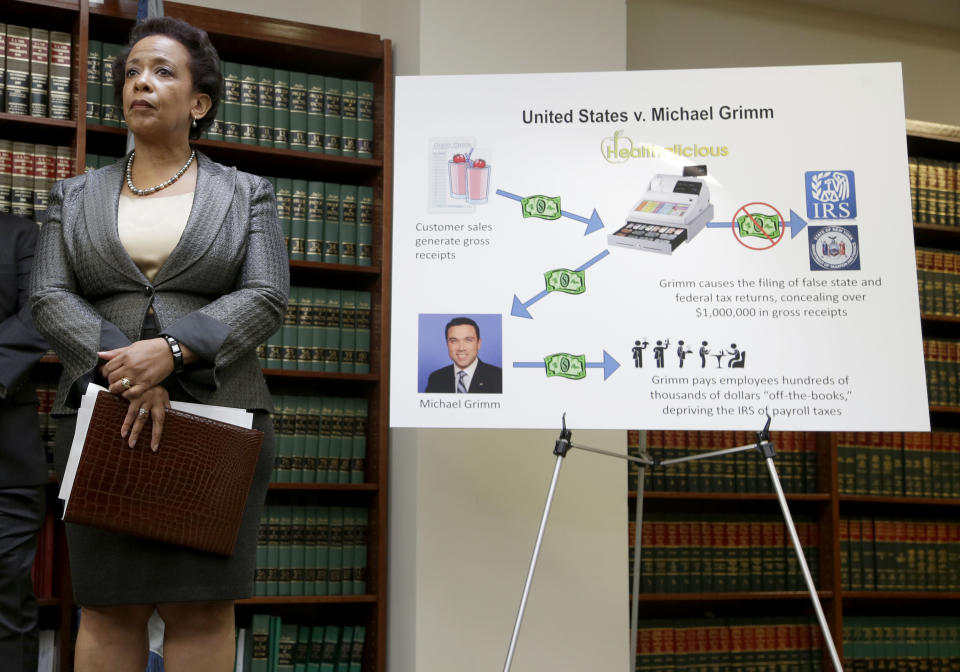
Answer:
xmin=30 ymin=17 xmax=288 ymax=671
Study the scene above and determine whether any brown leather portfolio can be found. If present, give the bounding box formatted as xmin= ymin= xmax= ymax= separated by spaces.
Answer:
xmin=64 ymin=391 xmax=264 ymax=556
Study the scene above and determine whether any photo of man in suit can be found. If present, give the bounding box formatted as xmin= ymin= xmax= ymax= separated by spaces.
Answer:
xmin=424 ymin=316 xmax=502 ymax=393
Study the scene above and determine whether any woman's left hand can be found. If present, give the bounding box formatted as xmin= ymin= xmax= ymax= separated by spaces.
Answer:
xmin=100 ymin=338 xmax=175 ymax=397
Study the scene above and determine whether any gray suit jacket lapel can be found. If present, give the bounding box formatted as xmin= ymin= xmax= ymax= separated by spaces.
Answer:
xmin=154 ymin=153 xmax=237 ymax=285
xmin=82 ymin=157 xmax=146 ymax=285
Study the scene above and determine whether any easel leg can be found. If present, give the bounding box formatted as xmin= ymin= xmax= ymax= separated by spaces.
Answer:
xmin=764 ymin=456 xmax=844 ymax=672
xmin=504 ymin=454 xmax=565 ymax=672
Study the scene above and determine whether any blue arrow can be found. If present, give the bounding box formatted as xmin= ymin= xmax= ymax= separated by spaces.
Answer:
xmin=496 ymin=189 xmax=605 ymax=235
xmin=706 ymin=209 xmax=807 ymax=239
xmin=511 ymin=350 xmax=621 ymax=381
xmin=511 ymin=250 xmax=611 ymax=319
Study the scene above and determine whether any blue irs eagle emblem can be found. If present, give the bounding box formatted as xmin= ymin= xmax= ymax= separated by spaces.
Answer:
xmin=808 ymin=225 xmax=860 ymax=271
xmin=805 ymin=170 xmax=857 ymax=220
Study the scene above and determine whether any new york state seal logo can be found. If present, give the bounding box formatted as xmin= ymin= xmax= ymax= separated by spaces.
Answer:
xmin=808 ymin=225 xmax=860 ymax=271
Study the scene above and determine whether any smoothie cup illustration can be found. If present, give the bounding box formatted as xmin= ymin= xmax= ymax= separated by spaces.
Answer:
xmin=466 ymin=158 xmax=490 ymax=204
xmin=448 ymin=153 xmax=468 ymax=199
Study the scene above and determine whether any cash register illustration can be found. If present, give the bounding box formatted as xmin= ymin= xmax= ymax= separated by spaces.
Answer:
xmin=608 ymin=166 xmax=713 ymax=255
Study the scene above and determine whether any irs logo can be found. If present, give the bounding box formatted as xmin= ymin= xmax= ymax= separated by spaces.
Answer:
xmin=808 ymin=225 xmax=860 ymax=271
xmin=805 ymin=170 xmax=857 ymax=220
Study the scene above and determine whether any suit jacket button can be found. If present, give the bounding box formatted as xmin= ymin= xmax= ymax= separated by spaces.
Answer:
xmin=143 ymin=285 xmax=153 ymax=296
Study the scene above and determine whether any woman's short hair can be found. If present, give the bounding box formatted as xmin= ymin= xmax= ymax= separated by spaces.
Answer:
xmin=113 ymin=16 xmax=222 ymax=140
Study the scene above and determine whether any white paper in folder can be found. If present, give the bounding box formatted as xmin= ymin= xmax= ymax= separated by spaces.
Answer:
xmin=59 ymin=383 xmax=254 ymax=512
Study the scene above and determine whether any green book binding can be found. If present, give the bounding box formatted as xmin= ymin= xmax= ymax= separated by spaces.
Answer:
xmin=323 ymin=183 xmax=341 ymax=264
xmin=48 ymin=31 xmax=71 ymax=120
xmin=206 ymin=106 xmax=224 ymax=141
xmin=5 ymin=26 xmax=30 ymax=115
xmin=325 ymin=289 xmax=341 ymax=373
xmin=328 ymin=399 xmax=345 ymax=488
xmin=294 ymin=625 xmax=311 ymax=672
xmin=277 ymin=395 xmax=296 ymax=483
xmin=290 ymin=179 xmax=307 ymax=261
xmin=327 ymin=506 xmax=343 ymax=596
xmin=278 ymin=623 xmax=298 ymax=672
xmin=357 ymin=186 xmax=374 ymax=266
xmin=289 ymin=71 xmax=307 ymax=151
xmin=307 ymin=626 xmax=324 ymax=672
xmin=277 ymin=506 xmax=293 ymax=596
xmin=292 ymin=397 xmax=309 ymax=484
xmin=222 ymin=62 xmax=241 ymax=142
xmin=334 ymin=626 xmax=353 ymax=672
xmin=354 ymin=505 xmax=368 ymax=593
xmin=322 ymin=77 xmax=342 ymax=155
xmin=355 ymin=292 xmax=371 ymax=375
xmin=100 ymin=43 xmax=123 ymax=126
xmin=86 ymin=40 xmax=103 ymax=124
xmin=29 ymin=28 xmax=49 ymax=117
xmin=250 ymin=613 xmax=272 ymax=672
xmin=317 ymin=399 xmax=333 ymax=485
xmin=268 ymin=616 xmax=282 ymax=672
xmin=306 ymin=181 xmax=324 ymax=262
xmin=273 ymin=69 xmax=290 ymax=149
xmin=320 ymin=625 xmax=340 ymax=672
xmin=338 ymin=402 xmax=355 ymax=486
xmin=304 ymin=398 xmax=322 ymax=484
xmin=255 ymin=509 xmax=269 ymax=596
xmin=257 ymin=66 xmax=274 ymax=146
xmin=340 ymin=79 xmax=358 ymax=158
xmin=339 ymin=290 xmax=356 ymax=374
xmin=296 ymin=289 xmax=314 ymax=372
xmin=303 ymin=505 xmax=318 ymax=593
xmin=276 ymin=177 xmax=293 ymax=256
xmin=340 ymin=507 xmax=355 ymax=595
xmin=239 ymin=63 xmax=259 ymax=144
xmin=348 ymin=625 xmax=365 ymax=672
xmin=306 ymin=74 xmax=324 ymax=153
xmin=314 ymin=505 xmax=329 ymax=596
xmin=351 ymin=398 xmax=367 ymax=483
xmin=290 ymin=505 xmax=306 ymax=596
xmin=310 ymin=287 xmax=326 ymax=373
xmin=356 ymin=81 xmax=374 ymax=159
xmin=339 ymin=184 xmax=358 ymax=265
xmin=265 ymin=327 xmax=283 ymax=370
xmin=281 ymin=286 xmax=299 ymax=370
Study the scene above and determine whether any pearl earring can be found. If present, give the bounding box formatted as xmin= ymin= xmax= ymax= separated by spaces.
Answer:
xmin=191 ymin=117 xmax=197 ymax=128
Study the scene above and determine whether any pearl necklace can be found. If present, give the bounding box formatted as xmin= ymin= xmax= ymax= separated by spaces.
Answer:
xmin=125 ymin=149 xmax=196 ymax=196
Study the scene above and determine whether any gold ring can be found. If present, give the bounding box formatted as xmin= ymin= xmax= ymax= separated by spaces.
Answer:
xmin=120 ymin=377 xmax=132 ymax=390
xmin=138 ymin=408 xmax=148 ymax=417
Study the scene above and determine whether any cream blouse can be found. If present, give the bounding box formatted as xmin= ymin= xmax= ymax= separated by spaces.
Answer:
xmin=117 ymin=191 xmax=195 ymax=282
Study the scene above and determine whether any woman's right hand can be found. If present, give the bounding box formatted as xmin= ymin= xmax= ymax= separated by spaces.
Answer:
xmin=121 ymin=385 xmax=172 ymax=452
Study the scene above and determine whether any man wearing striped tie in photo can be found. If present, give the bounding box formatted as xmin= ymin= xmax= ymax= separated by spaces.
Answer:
xmin=425 ymin=317 xmax=502 ymax=394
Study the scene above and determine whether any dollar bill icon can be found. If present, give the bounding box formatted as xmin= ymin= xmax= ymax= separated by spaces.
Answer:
xmin=736 ymin=212 xmax=781 ymax=239
xmin=521 ymin=195 xmax=561 ymax=220
xmin=544 ymin=353 xmax=586 ymax=379
xmin=544 ymin=268 xmax=585 ymax=294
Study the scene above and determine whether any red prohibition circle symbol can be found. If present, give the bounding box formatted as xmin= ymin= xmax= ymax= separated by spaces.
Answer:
xmin=732 ymin=202 xmax=786 ymax=251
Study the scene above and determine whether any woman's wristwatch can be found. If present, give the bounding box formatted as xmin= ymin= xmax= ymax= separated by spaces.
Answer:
xmin=163 ymin=335 xmax=185 ymax=373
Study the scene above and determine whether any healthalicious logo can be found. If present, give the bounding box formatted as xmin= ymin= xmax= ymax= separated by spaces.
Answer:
xmin=600 ymin=130 xmax=728 ymax=164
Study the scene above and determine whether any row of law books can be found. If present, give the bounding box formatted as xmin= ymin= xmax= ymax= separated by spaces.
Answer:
xmin=916 ymin=248 xmax=960 ymax=318
xmin=0 ymin=140 xmax=73 ymax=218
xmin=910 ymin=155 xmax=960 ymax=227
xmin=254 ymin=504 xmax=367 ymax=598
xmin=269 ymin=395 xmax=367 ymax=484
xmin=259 ymin=286 xmax=371 ymax=374
xmin=34 ymin=382 xmax=57 ymax=474
xmin=843 ymin=616 xmax=960 ymax=668
xmin=86 ymin=44 xmax=375 ymax=158
xmin=635 ymin=617 xmax=824 ymax=671
xmin=30 ymin=511 xmax=56 ymax=599
xmin=836 ymin=431 xmax=960 ymax=498
xmin=838 ymin=517 xmax=960 ymax=592
xmin=239 ymin=616 xmax=365 ymax=672
xmin=922 ymin=339 xmax=960 ymax=407
xmin=1 ymin=24 xmax=71 ymax=119
xmin=627 ymin=430 xmax=818 ymax=494
xmin=628 ymin=513 xmax=820 ymax=594
xmin=264 ymin=178 xmax=373 ymax=266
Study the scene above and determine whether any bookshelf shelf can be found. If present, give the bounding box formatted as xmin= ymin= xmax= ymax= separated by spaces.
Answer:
xmin=237 ymin=595 xmax=377 ymax=606
xmin=630 ymin=591 xmax=834 ymax=603
xmin=838 ymin=494 xmax=960 ymax=507
xmin=14 ymin=2 xmax=393 ymax=669
xmin=840 ymin=591 xmax=960 ymax=601
xmin=628 ymin=491 xmax=830 ymax=502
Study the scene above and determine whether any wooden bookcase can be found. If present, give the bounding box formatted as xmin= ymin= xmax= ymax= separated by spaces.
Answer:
xmin=2 ymin=1 xmax=392 ymax=670
xmin=627 ymin=120 xmax=960 ymax=670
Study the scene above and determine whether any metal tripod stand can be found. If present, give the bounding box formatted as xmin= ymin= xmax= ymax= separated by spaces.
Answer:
xmin=503 ymin=415 xmax=843 ymax=672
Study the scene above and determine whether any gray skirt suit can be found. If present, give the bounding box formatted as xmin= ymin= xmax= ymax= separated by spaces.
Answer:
xmin=30 ymin=153 xmax=289 ymax=605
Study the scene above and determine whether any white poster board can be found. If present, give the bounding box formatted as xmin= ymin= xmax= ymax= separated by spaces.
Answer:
xmin=390 ymin=63 xmax=929 ymax=431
